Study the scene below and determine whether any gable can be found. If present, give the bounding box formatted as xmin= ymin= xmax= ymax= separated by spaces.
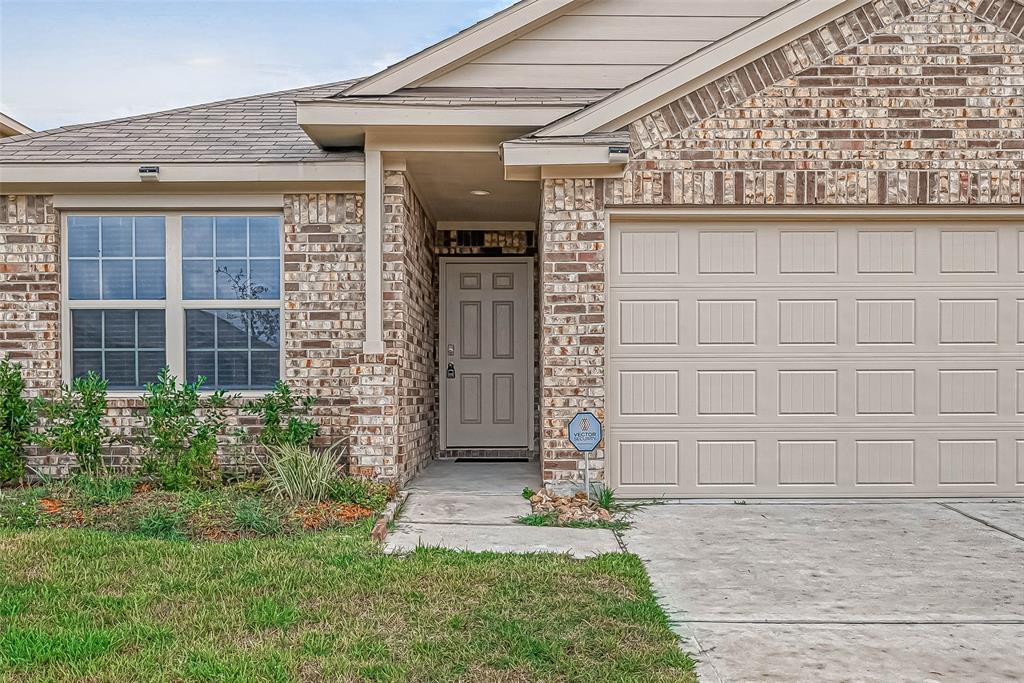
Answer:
xmin=606 ymin=0 xmax=1024 ymax=205
xmin=417 ymin=0 xmax=794 ymax=89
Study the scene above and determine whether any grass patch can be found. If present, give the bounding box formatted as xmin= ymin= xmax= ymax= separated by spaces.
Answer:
xmin=0 ymin=525 xmax=695 ymax=682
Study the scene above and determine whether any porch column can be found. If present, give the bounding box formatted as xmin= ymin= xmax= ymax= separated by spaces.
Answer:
xmin=363 ymin=149 xmax=385 ymax=354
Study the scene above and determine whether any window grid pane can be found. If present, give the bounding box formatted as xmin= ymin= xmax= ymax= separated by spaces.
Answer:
xmin=185 ymin=309 xmax=280 ymax=390
xmin=182 ymin=216 xmax=281 ymax=301
xmin=71 ymin=309 xmax=166 ymax=389
xmin=68 ymin=216 xmax=165 ymax=301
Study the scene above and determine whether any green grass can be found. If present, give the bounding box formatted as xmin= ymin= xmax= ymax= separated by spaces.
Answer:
xmin=0 ymin=524 xmax=696 ymax=682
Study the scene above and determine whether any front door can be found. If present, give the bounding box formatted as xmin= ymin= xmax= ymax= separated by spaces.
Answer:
xmin=441 ymin=259 xmax=532 ymax=449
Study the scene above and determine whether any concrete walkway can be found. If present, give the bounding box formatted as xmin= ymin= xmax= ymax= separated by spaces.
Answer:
xmin=384 ymin=460 xmax=621 ymax=558
xmin=623 ymin=499 xmax=1024 ymax=682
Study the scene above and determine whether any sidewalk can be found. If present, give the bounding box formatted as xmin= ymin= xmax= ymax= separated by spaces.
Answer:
xmin=384 ymin=460 xmax=621 ymax=558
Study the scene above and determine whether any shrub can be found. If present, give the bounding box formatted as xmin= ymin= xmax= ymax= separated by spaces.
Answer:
xmin=244 ymin=381 xmax=318 ymax=448
xmin=260 ymin=443 xmax=341 ymax=504
xmin=0 ymin=356 xmax=36 ymax=484
xmin=139 ymin=368 xmax=231 ymax=491
xmin=36 ymin=372 xmax=112 ymax=475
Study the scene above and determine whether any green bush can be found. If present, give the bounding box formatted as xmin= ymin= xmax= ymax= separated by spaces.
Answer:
xmin=37 ymin=372 xmax=112 ymax=476
xmin=139 ymin=368 xmax=232 ymax=491
xmin=244 ymin=381 xmax=318 ymax=448
xmin=0 ymin=356 xmax=36 ymax=483
xmin=259 ymin=442 xmax=341 ymax=504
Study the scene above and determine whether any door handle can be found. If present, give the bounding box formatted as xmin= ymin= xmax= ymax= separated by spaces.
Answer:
xmin=446 ymin=362 xmax=456 ymax=379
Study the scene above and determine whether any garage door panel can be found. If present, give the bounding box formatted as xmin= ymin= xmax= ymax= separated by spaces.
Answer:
xmin=610 ymin=223 xmax=1022 ymax=285
xmin=610 ymin=360 xmax=1020 ymax=425
xmin=609 ymin=220 xmax=1023 ymax=498
xmin=610 ymin=289 xmax=1020 ymax=356
xmin=610 ymin=431 xmax=1024 ymax=496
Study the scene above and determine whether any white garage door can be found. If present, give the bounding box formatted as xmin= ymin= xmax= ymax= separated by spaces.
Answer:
xmin=608 ymin=220 xmax=1024 ymax=498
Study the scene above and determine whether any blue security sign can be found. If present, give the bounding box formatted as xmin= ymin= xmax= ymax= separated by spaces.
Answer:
xmin=568 ymin=411 xmax=603 ymax=452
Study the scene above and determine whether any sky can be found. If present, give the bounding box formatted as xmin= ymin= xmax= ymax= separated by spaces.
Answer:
xmin=0 ymin=0 xmax=514 ymax=132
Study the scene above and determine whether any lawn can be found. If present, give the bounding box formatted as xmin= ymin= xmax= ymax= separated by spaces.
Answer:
xmin=1 ymin=519 xmax=696 ymax=682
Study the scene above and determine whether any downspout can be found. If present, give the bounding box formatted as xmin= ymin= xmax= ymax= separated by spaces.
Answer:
xmin=363 ymin=149 xmax=385 ymax=354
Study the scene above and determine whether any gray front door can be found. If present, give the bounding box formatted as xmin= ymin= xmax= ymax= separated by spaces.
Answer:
xmin=441 ymin=259 xmax=532 ymax=449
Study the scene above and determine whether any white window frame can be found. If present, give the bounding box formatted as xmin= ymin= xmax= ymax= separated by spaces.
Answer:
xmin=61 ymin=211 xmax=285 ymax=397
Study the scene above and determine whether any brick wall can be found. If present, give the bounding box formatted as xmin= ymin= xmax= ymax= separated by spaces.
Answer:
xmin=540 ymin=179 xmax=607 ymax=488
xmin=348 ymin=173 xmax=438 ymax=483
xmin=614 ymin=0 xmax=1024 ymax=206
xmin=0 ymin=196 xmax=59 ymax=393
xmin=0 ymin=192 xmax=367 ymax=477
xmin=539 ymin=0 xmax=1024 ymax=489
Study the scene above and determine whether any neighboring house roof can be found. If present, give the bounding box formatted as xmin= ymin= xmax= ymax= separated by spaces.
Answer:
xmin=0 ymin=80 xmax=363 ymax=164
xmin=0 ymin=113 xmax=33 ymax=137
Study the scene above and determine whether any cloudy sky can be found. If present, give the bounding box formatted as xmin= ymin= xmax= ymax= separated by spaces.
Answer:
xmin=0 ymin=0 xmax=514 ymax=131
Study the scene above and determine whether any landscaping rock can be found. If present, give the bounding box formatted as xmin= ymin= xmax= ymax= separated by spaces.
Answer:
xmin=529 ymin=487 xmax=611 ymax=524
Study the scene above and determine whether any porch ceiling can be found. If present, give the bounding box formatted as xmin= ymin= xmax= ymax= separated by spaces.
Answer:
xmin=404 ymin=151 xmax=539 ymax=225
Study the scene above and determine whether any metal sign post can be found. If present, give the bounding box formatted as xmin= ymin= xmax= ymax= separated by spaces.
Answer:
xmin=568 ymin=411 xmax=603 ymax=499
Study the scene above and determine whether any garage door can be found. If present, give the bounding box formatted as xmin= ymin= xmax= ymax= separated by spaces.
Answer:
xmin=608 ymin=220 xmax=1023 ymax=498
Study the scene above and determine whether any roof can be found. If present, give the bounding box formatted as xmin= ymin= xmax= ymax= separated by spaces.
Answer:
xmin=0 ymin=80 xmax=364 ymax=164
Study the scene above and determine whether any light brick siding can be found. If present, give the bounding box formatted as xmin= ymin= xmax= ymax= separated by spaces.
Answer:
xmin=540 ymin=180 xmax=607 ymax=487
xmin=539 ymin=0 xmax=1024 ymax=487
xmin=0 ymin=196 xmax=59 ymax=394
xmin=1 ymin=192 xmax=370 ymax=477
xmin=348 ymin=172 xmax=438 ymax=483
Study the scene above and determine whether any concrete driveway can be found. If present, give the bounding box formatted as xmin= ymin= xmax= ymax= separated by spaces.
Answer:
xmin=623 ymin=500 xmax=1024 ymax=682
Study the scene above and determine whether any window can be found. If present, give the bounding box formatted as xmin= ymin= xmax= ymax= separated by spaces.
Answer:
xmin=65 ymin=214 xmax=282 ymax=391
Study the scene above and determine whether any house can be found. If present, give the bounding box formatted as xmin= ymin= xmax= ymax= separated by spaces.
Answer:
xmin=1 ymin=0 xmax=1021 ymax=497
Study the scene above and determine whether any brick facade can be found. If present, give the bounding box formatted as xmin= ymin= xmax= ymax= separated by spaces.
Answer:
xmin=0 ymin=192 xmax=370 ymax=477
xmin=538 ymin=0 xmax=1024 ymax=488
xmin=348 ymin=172 xmax=439 ymax=483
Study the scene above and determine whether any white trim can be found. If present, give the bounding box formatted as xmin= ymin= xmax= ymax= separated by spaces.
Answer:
xmin=0 ymin=112 xmax=32 ymax=137
xmin=61 ymin=211 xmax=285 ymax=396
xmin=438 ymin=257 xmax=535 ymax=451
xmin=536 ymin=0 xmax=863 ymax=137
xmin=605 ymin=207 xmax=1024 ymax=220
xmin=501 ymin=141 xmax=619 ymax=167
xmin=363 ymin=151 xmax=385 ymax=354
xmin=343 ymin=0 xmax=584 ymax=96
xmin=0 ymin=161 xmax=364 ymax=185
xmin=53 ymin=194 xmax=285 ymax=210
xmin=297 ymin=101 xmax=582 ymax=128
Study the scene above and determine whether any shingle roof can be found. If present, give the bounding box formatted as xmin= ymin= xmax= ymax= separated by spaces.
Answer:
xmin=0 ymin=80 xmax=364 ymax=164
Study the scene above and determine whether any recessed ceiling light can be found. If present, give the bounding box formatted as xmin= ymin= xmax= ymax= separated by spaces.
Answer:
xmin=469 ymin=189 xmax=491 ymax=196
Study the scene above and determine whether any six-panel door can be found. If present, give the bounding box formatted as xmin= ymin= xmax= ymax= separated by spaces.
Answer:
xmin=442 ymin=260 xmax=532 ymax=448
